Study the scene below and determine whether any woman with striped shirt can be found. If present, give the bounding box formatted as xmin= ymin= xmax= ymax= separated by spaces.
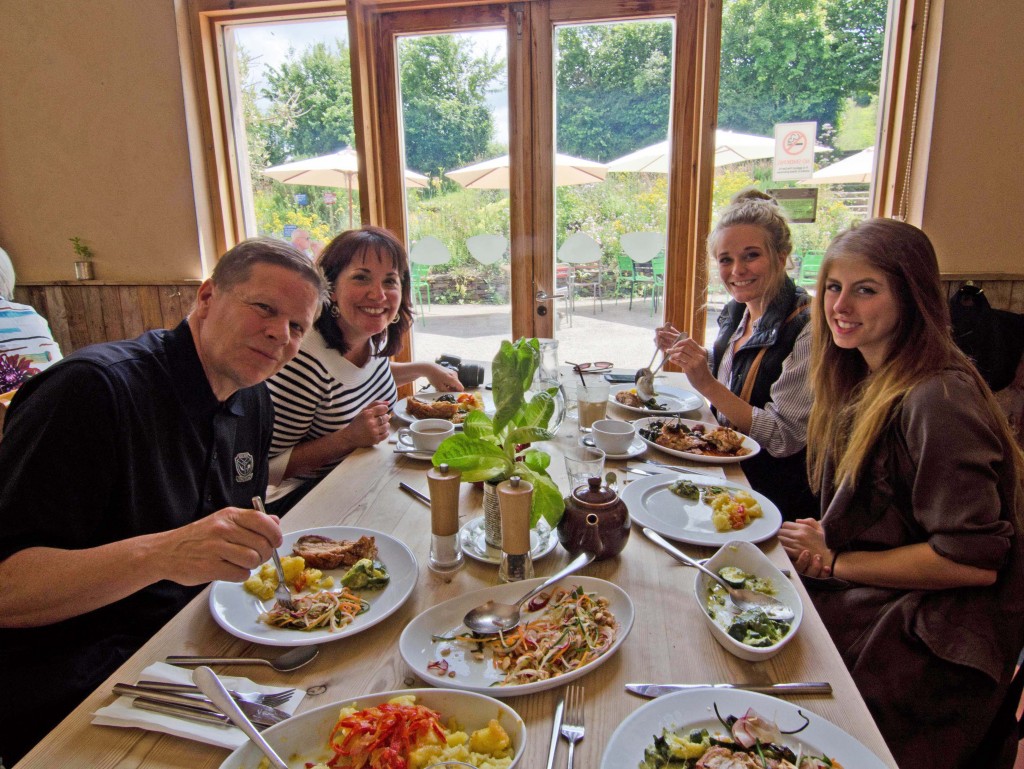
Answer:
xmin=265 ymin=226 xmax=460 ymax=513
xmin=656 ymin=189 xmax=817 ymax=521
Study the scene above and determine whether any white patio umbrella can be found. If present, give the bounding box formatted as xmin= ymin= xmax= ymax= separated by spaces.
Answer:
xmin=262 ymin=148 xmax=428 ymax=227
xmin=607 ymin=130 xmax=826 ymax=172
xmin=444 ymin=153 xmax=607 ymax=189
xmin=799 ymin=146 xmax=875 ymax=185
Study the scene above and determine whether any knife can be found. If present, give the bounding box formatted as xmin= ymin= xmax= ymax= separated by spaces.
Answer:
xmin=398 ymin=482 xmax=431 ymax=507
xmin=130 ymin=696 xmax=234 ymax=727
xmin=113 ymin=683 xmax=290 ymax=726
xmin=545 ymin=694 xmax=564 ymax=769
xmin=635 ymin=459 xmax=743 ymax=483
xmin=626 ymin=682 xmax=832 ymax=698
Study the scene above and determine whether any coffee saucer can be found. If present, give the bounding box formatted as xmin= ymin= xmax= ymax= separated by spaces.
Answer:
xmin=459 ymin=516 xmax=559 ymax=565
xmin=394 ymin=447 xmax=434 ymax=461
xmin=579 ymin=434 xmax=646 ymax=460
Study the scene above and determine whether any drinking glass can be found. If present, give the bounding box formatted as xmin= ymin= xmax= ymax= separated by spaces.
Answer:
xmin=576 ymin=381 xmax=609 ymax=431
xmin=564 ymin=445 xmax=606 ymax=491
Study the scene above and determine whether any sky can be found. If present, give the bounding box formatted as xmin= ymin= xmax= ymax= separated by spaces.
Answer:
xmin=233 ymin=19 xmax=510 ymax=149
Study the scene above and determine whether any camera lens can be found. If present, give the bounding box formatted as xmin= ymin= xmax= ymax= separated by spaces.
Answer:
xmin=457 ymin=363 xmax=485 ymax=388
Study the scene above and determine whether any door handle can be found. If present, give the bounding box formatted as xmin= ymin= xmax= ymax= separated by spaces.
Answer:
xmin=536 ymin=288 xmax=566 ymax=302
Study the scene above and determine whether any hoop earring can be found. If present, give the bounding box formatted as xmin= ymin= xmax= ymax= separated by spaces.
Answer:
xmin=330 ymin=302 xmax=340 ymax=318
xmin=390 ymin=314 xmax=401 ymax=325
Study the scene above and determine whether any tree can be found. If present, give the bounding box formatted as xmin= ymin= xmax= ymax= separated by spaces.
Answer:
xmin=398 ymin=35 xmax=503 ymax=179
xmin=556 ymin=22 xmax=674 ymax=162
xmin=717 ymin=0 xmax=887 ymax=137
xmin=261 ymin=41 xmax=355 ymax=165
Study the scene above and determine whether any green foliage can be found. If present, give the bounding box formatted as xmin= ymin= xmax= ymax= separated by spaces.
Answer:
xmin=432 ymin=339 xmax=565 ymax=528
xmin=261 ymin=41 xmax=355 ymax=165
xmin=69 ymin=236 xmax=94 ymax=260
xmin=556 ymin=22 xmax=674 ymax=162
xmin=398 ymin=35 xmax=503 ymax=178
xmin=718 ymin=0 xmax=887 ymax=137
xmin=834 ymin=97 xmax=878 ymax=151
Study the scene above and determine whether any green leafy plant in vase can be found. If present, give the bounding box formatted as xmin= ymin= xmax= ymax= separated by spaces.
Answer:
xmin=432 ymin=337 xmax=565 ymax=529
xmin=70 ymin=236 xmax=95 ymax=280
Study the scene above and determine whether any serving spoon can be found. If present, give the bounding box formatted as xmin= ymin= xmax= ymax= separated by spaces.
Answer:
xmin=166 ymin=645 xmax=319 ymax=672
xmin=642 ymin=528 xmax=794 ymax=620
xmin=463 ymin=551 xmax=595 ymax=634
xmin=635 ymin=332 xmax=687 ymax=401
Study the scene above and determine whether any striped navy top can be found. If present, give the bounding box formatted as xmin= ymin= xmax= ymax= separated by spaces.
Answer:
xmin=266 ymin=329 xmax=396 ymax=501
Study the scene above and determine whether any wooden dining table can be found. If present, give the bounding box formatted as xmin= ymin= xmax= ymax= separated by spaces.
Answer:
xmin=14 ymin=372 xmax=898 ymax=769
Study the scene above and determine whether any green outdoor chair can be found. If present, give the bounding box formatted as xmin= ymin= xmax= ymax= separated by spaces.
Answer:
xmin=615 ymin=254 xmax=640 ymax=309
xmin=797 ymin=249 xmax=825 ymax=289
xmin=649 ymin=254 xmax=666 ymax=315
xmin=411 ymin=262 xmax=431 ymax=323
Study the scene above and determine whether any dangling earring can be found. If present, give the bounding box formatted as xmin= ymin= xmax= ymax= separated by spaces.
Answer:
xmin=330 ymin=302 xmax=340 ymax=318
xmin=390 ymin=314 xmax=401 ymax=325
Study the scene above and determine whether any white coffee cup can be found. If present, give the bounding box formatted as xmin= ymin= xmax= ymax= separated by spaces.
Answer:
xmin=397 ymin=418 xmax=454 ymax=452
xmin=591 ymin=419 xmax=635 ymax=454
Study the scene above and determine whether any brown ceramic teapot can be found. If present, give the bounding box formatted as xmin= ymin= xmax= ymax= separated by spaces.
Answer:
xmin=557 ymin=476 xmax=630 ymax=560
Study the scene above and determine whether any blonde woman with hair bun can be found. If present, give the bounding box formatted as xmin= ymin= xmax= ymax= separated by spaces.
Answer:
xmin=656 ymin=188 xmax=816 ymax=521
xmin=779 ymin=218 xmax=1024 ymax=769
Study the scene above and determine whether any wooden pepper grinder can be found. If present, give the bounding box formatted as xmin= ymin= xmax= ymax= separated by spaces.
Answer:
xmin=426 ymin=463 xmax=463 ymax=573
xmin=497 ymin=476 xmax=534 ymax=582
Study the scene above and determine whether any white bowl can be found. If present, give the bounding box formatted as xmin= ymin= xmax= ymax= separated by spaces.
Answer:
xmin=218 ymin=688 xmax=526 ymax=768
xmin=693 ymin=540 xmax=802 ymax=661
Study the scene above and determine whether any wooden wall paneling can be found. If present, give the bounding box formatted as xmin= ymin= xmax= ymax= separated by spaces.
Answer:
xmin=159 ymin=285 xmax=186 ymax=330
xmin=137 ymin=286 xmax=166 ymax=332
xmin=42 ymin=286 xmax=71 ymax=356
xmin=62 ymin=285 xmax=91 ymax=351
xmin=80 ymin=287 xmax=107 ymax=347
xmin=99 ymin=286 xmax=126 ymax=343
xmin=118 ymin=286 xmax=146 ymax=340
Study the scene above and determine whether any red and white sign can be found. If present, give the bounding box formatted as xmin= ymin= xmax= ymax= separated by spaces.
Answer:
xmin=773 ymin=121 xmax=817 ymax=181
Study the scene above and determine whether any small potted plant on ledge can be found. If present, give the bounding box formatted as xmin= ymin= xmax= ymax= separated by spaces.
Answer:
xmin=432 ymin=338 xmax=565 ymax=547
xmin=70 ymin=236 xmax=95 ymax=280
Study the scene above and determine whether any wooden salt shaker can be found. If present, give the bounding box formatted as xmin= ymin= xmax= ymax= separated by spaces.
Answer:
xmin=497 ymin=476 xmax=534 ymax=582
xmin=426 ymin=463 xmax=463 ymax=573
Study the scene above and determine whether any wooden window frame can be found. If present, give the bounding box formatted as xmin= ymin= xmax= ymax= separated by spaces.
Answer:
xmin=185 ymin=0 xmax=920 ymax=344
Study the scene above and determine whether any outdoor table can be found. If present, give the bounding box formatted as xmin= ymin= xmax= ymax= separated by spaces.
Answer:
xmin=13 ymin=371 xmax=898 ymax=769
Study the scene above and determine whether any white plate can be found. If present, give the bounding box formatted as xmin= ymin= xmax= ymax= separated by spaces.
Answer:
xmin=459 ymin=515 xmax=559 ymax=564
xmin=622 ymin=472 xmax=781 ymax=547
xmin=394 ymin=389 xmax=493 ymax=426
xmin=601 ymin=688 xmax=888 ymax=769
xmin=219 ymin=688 xmax=526 ymax=769
xmin=695 ymin=541 xmax=803 ymax=661
xmin=633 ymin=416 xmax=761 ymax=464
xmin=393 ymin=447 xmax=434 ymax=461
xmin=209 ymin=526 xmax=417 ymax=647
xmin=399 ymin=576 xmax=634 ymax=697
xmin=609 ymin=383 xmax=704 ymax=415
xmin=579 ymin=434 xmax=647 ymax=460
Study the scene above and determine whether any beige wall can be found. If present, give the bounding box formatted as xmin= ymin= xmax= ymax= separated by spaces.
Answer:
xmin=0 ymin=0 xmax=202 ymax=283
xmin=919 ymin=0 xmax=1024 ymax=274
xmin=0 ymin=0 xmax=1021 ymax=283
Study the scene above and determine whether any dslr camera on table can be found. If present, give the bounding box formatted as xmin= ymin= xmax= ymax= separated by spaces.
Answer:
xmin=435 ymin=354 xmax=485 ymax=388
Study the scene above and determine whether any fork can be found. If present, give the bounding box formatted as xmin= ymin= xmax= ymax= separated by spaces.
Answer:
xmin=560 ymin=684 xmax=585 ymax=769
xmin=136 ymin=680 xmax=295 ymax=707
xmin=252 ymin=496 xmax=295 ymax=610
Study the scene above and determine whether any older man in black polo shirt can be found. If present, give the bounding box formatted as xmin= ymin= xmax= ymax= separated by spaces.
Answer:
xmin=0 ymin=238 xmax=325 ymax=765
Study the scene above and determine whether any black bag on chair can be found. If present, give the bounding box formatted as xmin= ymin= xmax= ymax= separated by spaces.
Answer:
xmin=949 ymin=284 xmax=1024 ymax=392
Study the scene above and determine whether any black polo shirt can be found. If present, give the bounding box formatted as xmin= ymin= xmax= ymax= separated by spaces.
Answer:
xmin=0 ymin=320 xmax=272 ymax=763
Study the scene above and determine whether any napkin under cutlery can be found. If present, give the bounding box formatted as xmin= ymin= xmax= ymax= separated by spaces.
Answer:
xmin=92 ymin=661 xmax=305 ymax=749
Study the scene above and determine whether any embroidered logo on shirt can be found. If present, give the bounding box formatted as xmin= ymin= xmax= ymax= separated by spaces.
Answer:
xmin=234 ymin=452 xmax=254 ymax=483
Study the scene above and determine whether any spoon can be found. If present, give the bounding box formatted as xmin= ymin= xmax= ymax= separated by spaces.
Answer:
xmin=642 ymin=528 xmax=794 ymax=621
xmin=166 ymin=645 xmax=320 ymax=672
xmin=634 ymin=346 xmax=660 ymax=390
xmin=463 ymin=551 xmax=596 ymax=634
xmin=193 ymin=666 xmax=288 ymax=769
xmin=636 ymin=332 xmax=687 ymax=401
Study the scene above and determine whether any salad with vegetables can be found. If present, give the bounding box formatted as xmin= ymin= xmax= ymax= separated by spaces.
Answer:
xmin=706 ymin=567 xmax=791 ymax=647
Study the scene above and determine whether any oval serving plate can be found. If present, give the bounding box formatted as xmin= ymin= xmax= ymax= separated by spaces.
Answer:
xmin=209 ymin=526 xmax=417 ymax=647
xmin=622 ymin=472 xmax=781 ymax=547
xmin=394 ymin=389 xmax=493 ymax=426
xmin=219 ymin=688 xmax=526 ymax=769
xmin=600 ymin=688 xmax=888 ymax=769
xmin=609 ymin=383 xmax=704 ymax=415
xmin=399 ymin=576 xmax=634 ymax=697
xmin=633 ymin=416 xmax=761 ymax=464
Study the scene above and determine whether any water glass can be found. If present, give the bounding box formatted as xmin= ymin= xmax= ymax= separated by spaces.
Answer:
xmin=564 ymin=445 xmax=606 ymax=491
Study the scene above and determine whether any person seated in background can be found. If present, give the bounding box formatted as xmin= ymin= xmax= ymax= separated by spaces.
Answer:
xmin=0 ymin=238 xmax=325 ymax=766
xmin=656 ymin=189 xmax=817 ymax=521
xmin=778 ymin=219 xmax=1024 ymax=769
xmin=290 ymin=228 xmax=324 ymax=260
xmin=0 ymin=246 xmax=62 ymax=395
xmin=266 ymin=225 xmax=461 ymax=514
